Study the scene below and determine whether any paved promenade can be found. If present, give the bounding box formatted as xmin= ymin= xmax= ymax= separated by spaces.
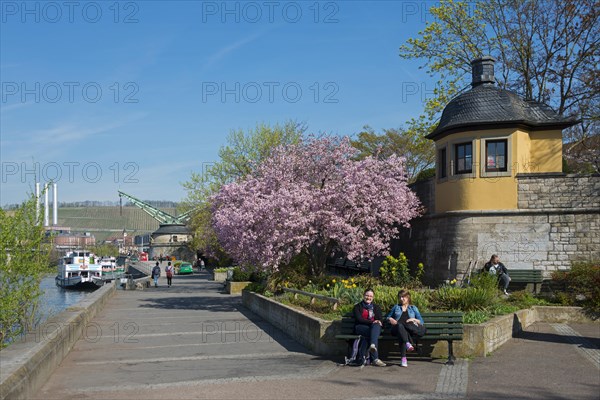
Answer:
xmin=33 ymin=271 xmax=599 ymax=400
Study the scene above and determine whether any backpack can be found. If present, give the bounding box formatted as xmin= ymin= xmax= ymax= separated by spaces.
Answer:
xmin=343 ymin=337 xmax=368 ymax=367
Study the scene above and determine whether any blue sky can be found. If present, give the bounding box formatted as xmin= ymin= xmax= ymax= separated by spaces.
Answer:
xmin=1 ymin=0 xmax=442 ymax=206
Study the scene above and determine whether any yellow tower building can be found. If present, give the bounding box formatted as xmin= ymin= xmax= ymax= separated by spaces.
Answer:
xmin=426 ymin=57 xmax=577 ymax=213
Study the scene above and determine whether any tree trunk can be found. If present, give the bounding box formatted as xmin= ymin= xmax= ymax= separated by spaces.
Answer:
xmin=306 ymin=240 xmax=334 ymax=277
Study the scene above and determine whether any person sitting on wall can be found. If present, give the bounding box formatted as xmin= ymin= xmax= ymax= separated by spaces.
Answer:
xmin=484 ymin=254 xmax=511 ymax=295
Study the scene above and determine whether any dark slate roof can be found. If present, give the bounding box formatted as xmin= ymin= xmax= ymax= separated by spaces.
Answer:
xmin=426 ymin=83 xmax=578 ymax=140
xmin=152 ymin=224 xmax=190 ymax=235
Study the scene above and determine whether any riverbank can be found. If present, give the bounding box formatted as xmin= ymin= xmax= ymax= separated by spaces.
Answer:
xmin=0 ymin=281 xmax=116 ymax=400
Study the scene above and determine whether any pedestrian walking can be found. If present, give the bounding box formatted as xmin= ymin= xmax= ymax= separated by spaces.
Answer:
xmin=165 ymin=262 xmax=174 ymax=287
xmin=151 ymin=262 xmax=161 ymax=288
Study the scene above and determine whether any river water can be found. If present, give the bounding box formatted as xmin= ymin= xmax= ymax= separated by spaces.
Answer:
xmin=37 ymin=274 xmax=94 ymax=323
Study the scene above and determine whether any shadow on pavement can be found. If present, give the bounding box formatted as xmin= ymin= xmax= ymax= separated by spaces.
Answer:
xmin=514 ymin=328 xmax=600 ymax=349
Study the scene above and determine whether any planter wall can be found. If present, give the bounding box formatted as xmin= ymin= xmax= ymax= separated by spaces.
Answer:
xmin=242 ymin=291 xmax=596 ymax=358
xmin=242 ymin=291 xmax=344 ymax=356
xmin=212 ymin=271 xmax=228 ymax=282
xmin=227 ymin=281 xmax=251 ymax=294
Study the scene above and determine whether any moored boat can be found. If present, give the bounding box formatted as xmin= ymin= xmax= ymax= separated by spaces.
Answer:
xmin=99 ymin=256 xmax=123 ymax=281
xmin=55 ymin=250 xmax=103 ymax=289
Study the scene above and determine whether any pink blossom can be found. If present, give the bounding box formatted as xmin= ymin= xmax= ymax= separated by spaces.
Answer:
xmin=212 ymin=135 xmax=422 ymax=275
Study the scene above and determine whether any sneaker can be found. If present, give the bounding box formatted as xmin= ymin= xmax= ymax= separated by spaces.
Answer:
xmin=503 ymin=290 xmax=510 ymax=295
xmin=373 ymin=358 xmax=386 ymax=367
xmin=406 ymin=342 xmax=415 ymax=352
xmin=401 ymin=357 xmax=408 ymax=367
xmin=369 ymin=344 xmax=377 ymax=354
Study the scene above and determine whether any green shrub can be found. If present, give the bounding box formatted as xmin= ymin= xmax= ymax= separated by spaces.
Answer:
xmin=372 ymin=286 xmax=430 ymax=313
xmin=469 ymin=272 xmax=499 ymax=291
xmin=231 ymin=266 xmax=252 ymax=282
xmin=488 ymin=303 xmax=520 ymax=316
xmin=350 ymin=274 xmax=378 ymax=290
xmin=373 ymin=285 xmax=401 ymax=311
xmin=244 ymin=282 xmax=267 ymax=294
xmin=267 ymin=253 xmax=311 ymax=291
xmin=463 ymin=310 xmax=490 ymax=324
xmin=551 ymin=261 xmax=600 ymax=318
xmin=430 ymin=285 xmax=498 ymax=311
xmin=506 ymin=291 xmax=549 ymax=308
xmin=379 ymin=254 xmax=423 ymax=288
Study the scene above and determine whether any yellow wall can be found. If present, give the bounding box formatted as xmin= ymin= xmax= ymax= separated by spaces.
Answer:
xmin=434 ymin=128 xmax=563 ymax=212
xmin=529 ymin=130 xmax=563 ymax=172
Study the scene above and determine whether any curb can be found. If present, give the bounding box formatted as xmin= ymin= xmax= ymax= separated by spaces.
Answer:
xmin=0 ymin=282 xmax=116 ymax=400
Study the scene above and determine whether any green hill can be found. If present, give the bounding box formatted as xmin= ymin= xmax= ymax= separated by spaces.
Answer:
xmin=57 ymin=206 xmax=181 ymax=242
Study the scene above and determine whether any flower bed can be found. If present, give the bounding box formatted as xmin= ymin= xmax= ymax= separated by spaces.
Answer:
xmin=242 ymin=290 xmax=595 ymax=358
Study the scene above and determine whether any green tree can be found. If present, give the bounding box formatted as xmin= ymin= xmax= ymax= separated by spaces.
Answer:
xmin=351 ymin=121 xmax=435 ymax=182
xmin=0 ymin=195 xmax=50 ymax=348
xmin=182 ymin=121 xmax=306 ymax=263
xmin=400 ymin=0 xmax=599 ymax=172
xmin=90 ymin=243 xmax=119 ymax=257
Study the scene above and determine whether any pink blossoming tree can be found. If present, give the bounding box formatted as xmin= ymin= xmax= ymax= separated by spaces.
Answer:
xmin=211 ymin=135 xmax=422 ymax=276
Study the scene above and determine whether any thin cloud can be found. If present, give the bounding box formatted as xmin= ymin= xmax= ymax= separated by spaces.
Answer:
xmin=1 ymin=112 xmax=147 ymax=160
xmin=203 ymin=32 xmax=264 ymax=70
xmin=0 ymin=103 xmax=32 ymax=114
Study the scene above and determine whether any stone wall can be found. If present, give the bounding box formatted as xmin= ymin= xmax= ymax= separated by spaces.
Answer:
xmin=518 ymin=173 xmax=600 ymax=210
xmin=409 ymin=178 xmax=435 ymax=214
xmin=0 ymin=283 xmax=116 ymax=400
xmin=396 ymin=174 xmax=599 ymax=284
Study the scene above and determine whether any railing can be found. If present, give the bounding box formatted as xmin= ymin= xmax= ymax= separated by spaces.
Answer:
xmin=281 ymin=288 xmax=340 ymax=310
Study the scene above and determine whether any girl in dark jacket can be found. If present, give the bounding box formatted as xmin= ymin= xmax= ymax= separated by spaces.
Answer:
xmin=353 ymin=288 xmax=386 ymax=367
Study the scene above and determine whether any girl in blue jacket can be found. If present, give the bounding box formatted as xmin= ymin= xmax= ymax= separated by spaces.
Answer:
xmin=384 ymin=289 xmax=426 ymax=367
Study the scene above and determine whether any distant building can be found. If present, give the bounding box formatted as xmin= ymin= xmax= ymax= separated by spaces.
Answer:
xmin=149 ymin=224 xmax=194 ymax=261
xmin=53 ymin=232 xmax=96 ymax=249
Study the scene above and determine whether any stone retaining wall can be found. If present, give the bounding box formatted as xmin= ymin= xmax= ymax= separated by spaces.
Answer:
xmin=0 ymin=282 xmax=117 ymax=400
xmin=242 ymin=292 xmax=596 ymax=359
xmin=242 ymin=291 xmax=342 ymax=356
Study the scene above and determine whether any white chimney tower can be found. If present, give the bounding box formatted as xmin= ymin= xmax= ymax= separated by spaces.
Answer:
xmin=53 ymin=182 xmax=58 ymax=226
xmin=44 ymin=183 xmax=49 ymax=227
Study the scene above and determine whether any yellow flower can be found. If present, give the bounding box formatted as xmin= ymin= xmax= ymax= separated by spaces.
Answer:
xmin=326 ymin=284 xmax=330 ymax=288
xmin=332 ymin=279 xmax=336 ymax=283
xmin=352 ymin=283 xmax=357 ymax=288
xmin=351 ymin=278 xmax=355 ymax=282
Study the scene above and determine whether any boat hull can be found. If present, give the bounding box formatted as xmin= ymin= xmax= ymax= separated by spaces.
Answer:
xmin=55 ymin=275 xmax=104 ymax=289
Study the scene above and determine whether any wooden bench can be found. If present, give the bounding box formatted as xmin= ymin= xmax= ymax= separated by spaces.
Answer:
xmin=508 ymin=269 xmax=543 ymax=292
xmin=335 ymin=312 xmax=463 ymax=365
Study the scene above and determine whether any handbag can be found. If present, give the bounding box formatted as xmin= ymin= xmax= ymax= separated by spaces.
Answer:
xmin=405 ymin=321 xmax=427 ymax=338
